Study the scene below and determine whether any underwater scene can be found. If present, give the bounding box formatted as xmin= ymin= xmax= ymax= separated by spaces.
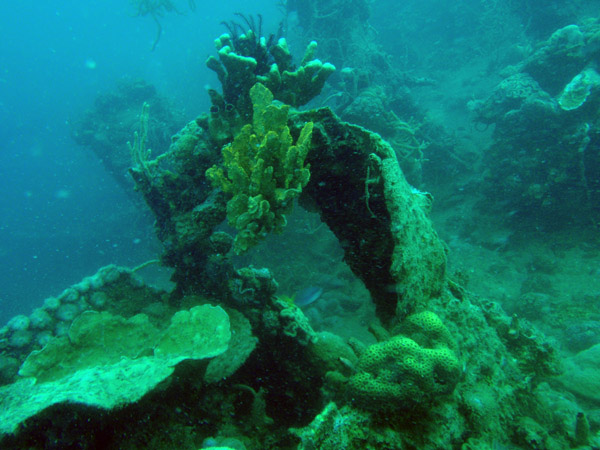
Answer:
xmin=2 ymin=0 xmax=600 ymax=448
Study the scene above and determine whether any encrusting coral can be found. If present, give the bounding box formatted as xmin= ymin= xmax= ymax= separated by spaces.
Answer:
xmin=206 ymin=83 xmax=313 ymax=253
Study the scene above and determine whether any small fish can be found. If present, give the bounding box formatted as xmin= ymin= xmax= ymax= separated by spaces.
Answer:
xmin=294 ymin=286 xmax=323 ymax=307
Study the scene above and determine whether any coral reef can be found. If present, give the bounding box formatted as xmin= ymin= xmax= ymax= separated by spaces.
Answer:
xmin=285 ymin=0 xmax=457 ymax=186
xmin=474 ymin=20 xmax=600 ymax=229
xmin=204 ymin=308 xmax=257 ymax=383
xmin=515 ymin=24 xmax=588 ymax=95
xmin=3 ymin=19 xmax=599 ymax=450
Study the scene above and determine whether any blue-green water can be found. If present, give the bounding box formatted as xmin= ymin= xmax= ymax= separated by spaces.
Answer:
xmin=1 ymin=1 xmax=600 ymax=448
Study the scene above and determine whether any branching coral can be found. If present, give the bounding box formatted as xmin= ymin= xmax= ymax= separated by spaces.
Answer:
xmin=206 ymin=83 xmax=313 ymax=253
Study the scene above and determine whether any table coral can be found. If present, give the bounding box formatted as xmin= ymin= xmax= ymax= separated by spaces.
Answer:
xmin=0 ymin=305 xmax=231 ymax=435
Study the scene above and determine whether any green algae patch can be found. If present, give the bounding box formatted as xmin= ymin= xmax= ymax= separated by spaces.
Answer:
xmin=0 ymin=305 xmax=230 ymax=435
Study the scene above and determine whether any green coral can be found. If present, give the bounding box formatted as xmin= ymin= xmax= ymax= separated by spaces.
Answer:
xmin=347 ymin=311 xmax=460 ymax=411
xmin=19 ymin=311 xmax=160 ymax=383
xmin=206 ymin=83 xmax=313 ymax=253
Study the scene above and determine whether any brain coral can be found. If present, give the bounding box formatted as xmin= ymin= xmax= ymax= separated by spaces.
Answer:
xmin=399 ymin=310 xmax=456 ymax=349
xmin=348 ymin=311 xmax=460 ymax=411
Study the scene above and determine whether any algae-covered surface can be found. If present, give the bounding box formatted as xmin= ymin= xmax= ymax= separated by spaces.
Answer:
xmin=2 ymin=1 xmax=600 ymax=449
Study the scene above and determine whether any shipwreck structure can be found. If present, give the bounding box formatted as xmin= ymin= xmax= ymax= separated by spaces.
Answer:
xmin=0 ymin=26 xmax=589 ymax=450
